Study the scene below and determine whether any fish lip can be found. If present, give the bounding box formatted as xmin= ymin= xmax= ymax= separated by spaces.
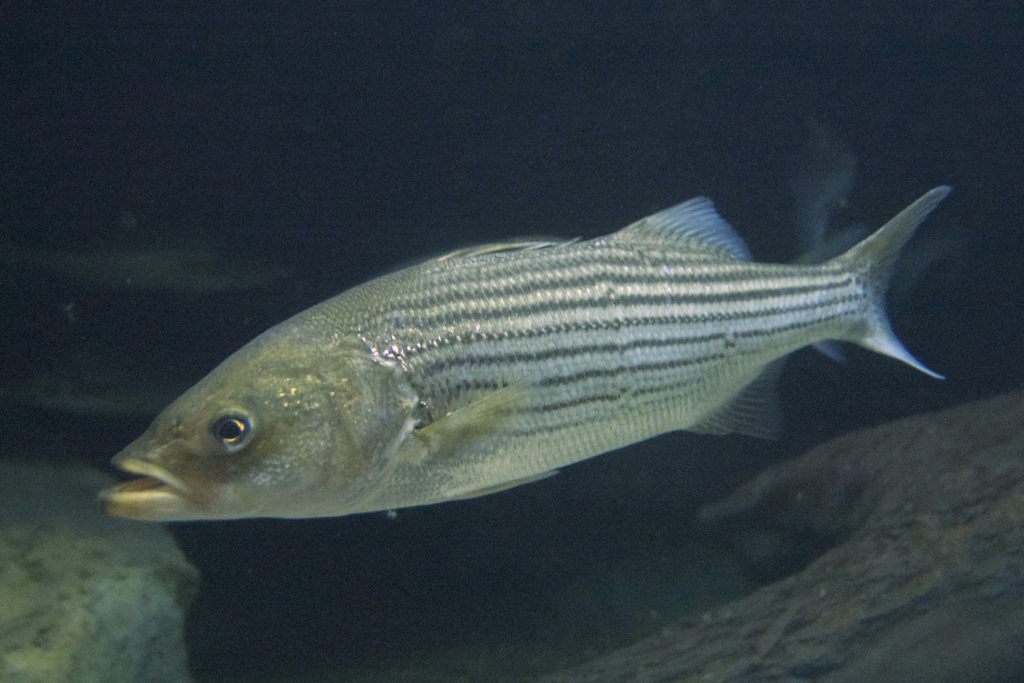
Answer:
xmin=113 ymin=456 xmax=189 ymax=492
xmin=100 ymin=456 xmax=197 ymax=521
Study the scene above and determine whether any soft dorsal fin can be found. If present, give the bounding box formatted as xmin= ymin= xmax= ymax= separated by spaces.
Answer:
xmin=616 ymin=197 xmax=753 ymax=262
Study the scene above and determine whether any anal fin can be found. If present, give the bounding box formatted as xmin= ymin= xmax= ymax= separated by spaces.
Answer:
xmin=688 ymin=359 xmax=785 ymax=440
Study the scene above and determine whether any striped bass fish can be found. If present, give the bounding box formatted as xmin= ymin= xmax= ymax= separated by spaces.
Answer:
xmin=101 ymin=186 xmax=950 ymax=521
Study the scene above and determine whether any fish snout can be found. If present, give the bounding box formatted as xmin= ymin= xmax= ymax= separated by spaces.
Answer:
xmin=100 ymin=445 xmax=213 ymax=521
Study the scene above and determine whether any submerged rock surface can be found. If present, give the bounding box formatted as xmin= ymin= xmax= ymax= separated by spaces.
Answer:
xmin=533 ymin=389 xmax=1024 ymax=683
xmin=0 ymin=460 xmax=199 ymax=683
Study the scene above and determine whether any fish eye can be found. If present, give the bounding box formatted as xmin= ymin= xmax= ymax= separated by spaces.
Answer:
xmin=211 ymin=413 xmax=253 ymax=450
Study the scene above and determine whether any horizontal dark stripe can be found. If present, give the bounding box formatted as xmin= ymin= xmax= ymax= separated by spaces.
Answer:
xmin=380 ymin=276 xmax=857 ymax=334
xmin=415 ymin=329 xmax=723 ymax=380
xmin=535 ymin=353 xmax=720 ymax=389
xmin=409 ymin=245 xmax=738 ymax=294
xmin=499 ymin=374 xmax=708 ymax=441
xmin=381 ymin=243 xmax=849 ymax=305
xmin=520 ymin=360 xmax=725 ymax=418
xmin=407 ymin=295 xmax=860 ymax=380
xmin=420 ymin=309 xmax=848 ymax=427
xmin=407 ymin=241 xmax=843 ymax=299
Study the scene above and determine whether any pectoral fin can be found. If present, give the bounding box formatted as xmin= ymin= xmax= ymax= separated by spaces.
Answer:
xmin=413 ymin=380 xmax=529 ymax=459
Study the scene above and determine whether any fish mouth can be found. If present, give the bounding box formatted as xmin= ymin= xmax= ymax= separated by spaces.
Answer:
xmin=100 ymin=457 xmax=198 ymax=521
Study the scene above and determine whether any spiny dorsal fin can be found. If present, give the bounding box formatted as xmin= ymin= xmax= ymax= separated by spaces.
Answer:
xmin=616 ymin=197 xmax=753 ymax=262
xmin=431 ymin=239 xmax=572 ymax=263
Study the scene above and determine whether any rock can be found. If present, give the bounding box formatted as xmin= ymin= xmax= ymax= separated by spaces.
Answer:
xmin=0 ymin=459 xmax=199 ymax=683
xmin=531 ymin=390 xmax=1024 ymax=683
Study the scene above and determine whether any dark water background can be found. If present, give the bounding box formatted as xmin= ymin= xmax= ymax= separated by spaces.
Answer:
xmin=2 ymin=2 xmax=1022 ymax=680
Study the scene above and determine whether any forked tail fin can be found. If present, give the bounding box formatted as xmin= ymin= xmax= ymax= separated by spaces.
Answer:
xmin=832 ymin=186 xmax=952 ymax=379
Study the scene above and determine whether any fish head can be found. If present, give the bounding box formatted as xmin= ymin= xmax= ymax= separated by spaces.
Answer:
xmin=101 ymin=324 xmax=418 ymax=521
